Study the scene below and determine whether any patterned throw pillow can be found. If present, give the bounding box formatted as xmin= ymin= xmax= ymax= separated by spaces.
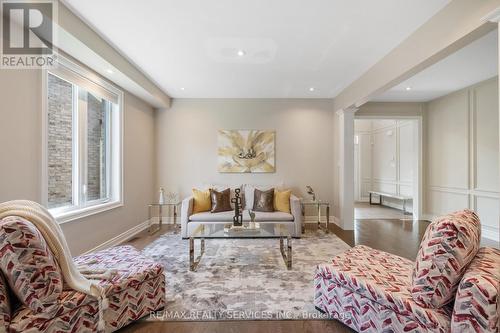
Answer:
xmin=253 ymin=188 xmax=274 ymax=212
xmin=0 ymin=272 xmax=10 ymax=331
xmin=0 ymin=216 xmax=63 ymax=314
xmin=411 ymin=210 xmax=481 ymax=308
xmin=210 ymin=188 xmax=232 ymax=213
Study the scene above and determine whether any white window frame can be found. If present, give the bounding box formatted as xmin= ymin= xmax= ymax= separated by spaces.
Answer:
xmin=41 ymin=55 xmax=123 ymax=224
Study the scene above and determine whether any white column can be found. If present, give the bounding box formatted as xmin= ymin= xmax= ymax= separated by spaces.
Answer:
xmin=336 ymin=107 xmax=357 ymax=230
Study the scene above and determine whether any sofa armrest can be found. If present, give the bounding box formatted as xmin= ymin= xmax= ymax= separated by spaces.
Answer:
xmin=451 ymin=247 xmax=500 ymax=333
xmin=180 ymin=196 xmax=194 ymax=238
xmin=290 ymin=194 xmax=302 ymax=237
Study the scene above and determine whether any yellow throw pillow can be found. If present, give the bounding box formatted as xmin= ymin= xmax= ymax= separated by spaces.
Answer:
xmin=274 ymin=189 xmax=291 ymax=213
xmin=192 ymin=188 xmax=211 ymax=213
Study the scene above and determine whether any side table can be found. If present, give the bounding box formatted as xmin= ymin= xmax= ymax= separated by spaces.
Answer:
xmin=148 ymin=202 xmax=181 ymax=234
xmin=301 ymin=200 xmax=330 ymax=233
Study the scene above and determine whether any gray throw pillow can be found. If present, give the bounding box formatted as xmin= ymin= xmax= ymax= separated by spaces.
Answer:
xmin=253 ymin=188 xmax=274 ymax=212
xmin=210 ymin=188 xmax=232 ymax=213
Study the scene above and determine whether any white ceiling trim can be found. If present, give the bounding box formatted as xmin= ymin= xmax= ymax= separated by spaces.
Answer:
xmin=373 ymin=30 xmax=498 ymax=102
xmin=62 ymin=0 xmax=451 ymax=99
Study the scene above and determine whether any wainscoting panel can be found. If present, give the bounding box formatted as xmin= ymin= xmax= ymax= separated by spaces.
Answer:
xmin=399 ymin=122 xmax=414 ymax=183
xmin=354 ymin=119 xmax=416 ymax=213
xmin=399 ymin=184 xmax=413 ymax=197
xmin=360 ymin=180 xmax=371 ymax=201
xmin=372 ymin=128 xmax=397 ymax=182
xmin=474 ymin=80 xmax=499 ymax=193
xmin=373 ymin=181 xmax=397 ymax=194
xmin=427 ymin=188 xmax=469 ymax=216
xmin=475 ymin=195 xmax=500 ymax=241
xmin=426 ymin=89 xmax=469 ymax=190
xmin=425 ymin=77 xmax=499 ymax=242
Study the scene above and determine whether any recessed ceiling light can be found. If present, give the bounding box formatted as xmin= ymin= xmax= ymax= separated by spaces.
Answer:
xmin=309 ymin=87 xmax=315 ymax=92
xmin=180 ymin=87 xmax=185 ymax=91
xmin=405 ymin=87 xmax=411 ymax=91
xmin=237 ymin=49 xmax=246 ymax=57
xmin=106 ymin=69 xmax=113 ymax=74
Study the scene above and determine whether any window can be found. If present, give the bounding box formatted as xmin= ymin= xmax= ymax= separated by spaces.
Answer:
xmin=43 ymin=57 xmax=123 ymax=223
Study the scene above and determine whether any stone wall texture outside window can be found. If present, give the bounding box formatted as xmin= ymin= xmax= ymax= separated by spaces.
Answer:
xmin=47 ymin=73 xmax=108 ymax=208
xmin=47 ymin=74 xmax=73 ymax=209
xmin=86 ymin=92 xmax=108 ymax=201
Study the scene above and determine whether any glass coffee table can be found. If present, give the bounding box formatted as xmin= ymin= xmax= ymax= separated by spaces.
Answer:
xmin=188 ymin=222 xmax=292 ymax=271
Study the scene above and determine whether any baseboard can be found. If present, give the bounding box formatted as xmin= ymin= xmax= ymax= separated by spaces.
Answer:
xmin=82 ymin=220 xmax=150 ymax=255
xmin=303 ymin=215 xmax=339 ymax=225
xmin=149 ymin=217 xmax=177 ymax=224
xmin=304 ymin=216 xmax=341 ymax=228
xmin=152 ymin=216 xmax=341 ymax=226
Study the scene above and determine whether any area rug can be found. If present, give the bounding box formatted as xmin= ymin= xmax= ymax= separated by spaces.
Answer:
xmin=141 ymin=229 xmax=350 ymax=321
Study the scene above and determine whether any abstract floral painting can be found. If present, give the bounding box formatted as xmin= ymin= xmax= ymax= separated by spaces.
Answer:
xmin=218 ymin=130 xmax=275 ymax=173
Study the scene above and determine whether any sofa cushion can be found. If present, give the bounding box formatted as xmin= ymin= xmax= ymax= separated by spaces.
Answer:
xmin=451 ymin=247 xmax=500 ymax=333
xmin=411 ymin=210 xmax=481 ymax=308
xmin=210 ymin=188 xmax=232 ymax=213
xmin=207 ymin=184 xmax=244 ymax=209
xmin=189 ymin=210 xmax=293 ymax=222
xmin=9 ymin=245 xmax=165 ymax=333
xmin=0 ymin=271 xmax=10 ymax=331
xmin=0 ymin=216 xmax=63 ymax=315
xmin=190 ymin=211 xmax=234 ymax=222
xmin=315 ymin=245 xmax=452 ymax=332
xmin=253 ymin=188 xmax=275 ymax=212
xmin=253 ymin=211 xmax=293 ymax=222
xmin=244 ymin=184 xmax=283 ymax=209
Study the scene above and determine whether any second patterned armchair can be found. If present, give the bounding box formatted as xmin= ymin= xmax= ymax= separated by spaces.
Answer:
xmin=314 ymin=210 xmax=499 ymax=333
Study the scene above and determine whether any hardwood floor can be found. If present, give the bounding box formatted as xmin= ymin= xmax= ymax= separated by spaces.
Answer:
xmin=119 ymin=218 xmax=430 ymax=333
xmin=119 ymin=319 xmax=354 ymax=333
xmin=348 ymin=219 xmax=429 ymax=260
xmin=355 ymin=202 xmax=412 ymax=220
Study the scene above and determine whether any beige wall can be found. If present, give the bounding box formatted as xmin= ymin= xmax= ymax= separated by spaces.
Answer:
xmin=424 ymin=77 xmax=499 ymax=242
xmin=0 ymin=70 xmax=156 ymax=255
xmin=156 ymin=99 xmax=335 ymax=216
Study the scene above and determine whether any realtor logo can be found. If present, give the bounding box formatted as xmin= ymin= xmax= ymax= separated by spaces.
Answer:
xmin=1 ymin=0 xmax=57 ymax=68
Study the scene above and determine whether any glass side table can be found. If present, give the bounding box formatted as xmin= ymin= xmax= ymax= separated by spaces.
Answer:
xmin=148 ymin=202 xmax=181 ymax=234
xmin=301 ymin=200 xmax=330 ymax=233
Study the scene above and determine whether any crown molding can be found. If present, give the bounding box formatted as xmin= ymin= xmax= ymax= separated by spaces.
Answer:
xmin=482 ymin=7 xmax=500 ymax=23
xmin=336 ymin=106 xmax=359 ymax=116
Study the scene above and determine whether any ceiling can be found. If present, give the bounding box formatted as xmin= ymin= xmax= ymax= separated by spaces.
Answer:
xmin=63 ymin=0 xmax=450 ymax=98
xmin=373 ymin=29 xmax=498 ymax=102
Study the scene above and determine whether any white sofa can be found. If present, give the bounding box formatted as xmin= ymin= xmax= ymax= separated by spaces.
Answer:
xmin=180 ymin=185 xmax=303 ymax=238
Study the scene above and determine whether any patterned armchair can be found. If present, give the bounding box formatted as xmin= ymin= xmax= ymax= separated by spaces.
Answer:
xmin=314 ymin=210 xmax=499 ymax=333
xmin=0 ymin=216 xmax=166 ymax=333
